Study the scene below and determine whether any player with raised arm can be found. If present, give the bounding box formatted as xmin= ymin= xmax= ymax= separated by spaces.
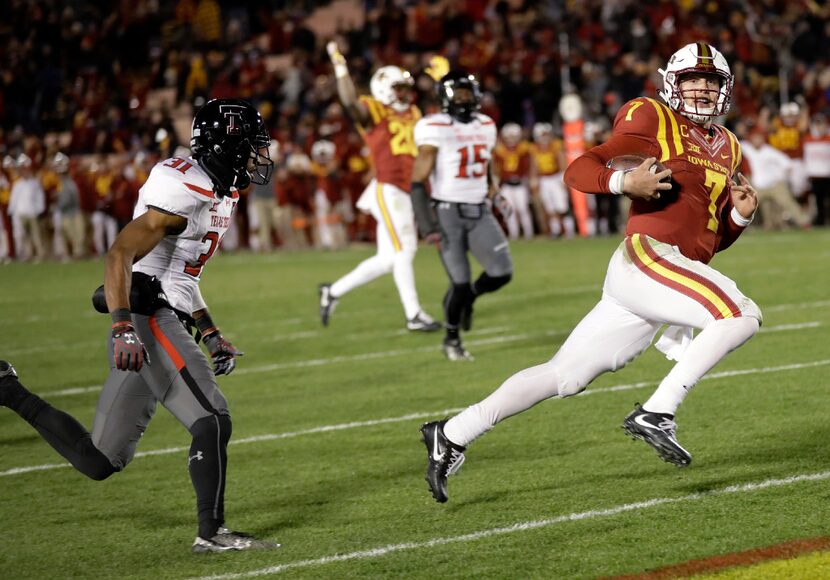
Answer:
xmin=0 ymin=99 xmax=280 ymax=552
xmin=411 ymin=70 xmax=511 ymax=361
xmin=420 ymin=43 xmax=760 ymax=502
xmin=318 ymin=42 xmax=440 ymax=332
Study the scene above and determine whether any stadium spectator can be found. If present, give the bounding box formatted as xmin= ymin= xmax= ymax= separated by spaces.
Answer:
xmin=249 ymin=141 xmax=282 ymax=252
xmin=741 ymin=129 xmax=811 ymax=230
xmin=310 ymin=139 xmax=347 ymax=250
xmin=8 ymin=155 xmax=46 ymax=262
xmin=803 ymin=113 xmax=830 ymax=226
xmin=529 ymin=122 xmax=570 ymax=238
xmin=493 ymin=123 xmax=533 ymax=240
xmin=52 ymin=153 xmax=86 ymax=260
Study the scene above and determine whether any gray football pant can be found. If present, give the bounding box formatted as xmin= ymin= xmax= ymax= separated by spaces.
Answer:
xmin=435 ymin=202 xmax=512 ymax=284
xmin=92 ymin=309 xmax=228 ymax=470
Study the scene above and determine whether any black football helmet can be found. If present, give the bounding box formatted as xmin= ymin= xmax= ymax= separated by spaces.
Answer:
xmin=190 ymin=98 xmax=273 ymax=197
xmin=437 ymin=71 xmax=482 ymax=123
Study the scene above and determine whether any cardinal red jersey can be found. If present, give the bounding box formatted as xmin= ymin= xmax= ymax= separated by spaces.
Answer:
xmin=565 ymin=97 xmax=746 ymax=264
xmin=768 ymin=121 xmax=804 ymax=159
xmin=530 ymin=140 xmax=563 ymax=176
xmin=493 ymin=141 xmax=530 ymax=183
xmin=358 ymin=96 xmax=421 ymax=192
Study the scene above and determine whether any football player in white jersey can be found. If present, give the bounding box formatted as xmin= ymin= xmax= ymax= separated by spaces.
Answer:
xmin=0 ymin=99 xmax=281 ymax=553
xmin=411 ymin=70 xmax=513 ymax=361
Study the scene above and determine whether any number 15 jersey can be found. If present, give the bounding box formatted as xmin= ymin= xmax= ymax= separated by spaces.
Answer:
xmin=132 ymin=156 xmax=238 ymax=313
xmin=413 ymin=112 xmax=497 ymax=204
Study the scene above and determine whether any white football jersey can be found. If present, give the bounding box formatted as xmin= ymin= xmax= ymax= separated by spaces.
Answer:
xmin=133 ymin=156 xmax=237 ymax=313
xmin=413 ymin=112 xmax=497 ymax=203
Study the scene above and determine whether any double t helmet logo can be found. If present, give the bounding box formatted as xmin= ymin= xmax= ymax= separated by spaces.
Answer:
xmin=219 ymin=104 xmax=246 ymax=136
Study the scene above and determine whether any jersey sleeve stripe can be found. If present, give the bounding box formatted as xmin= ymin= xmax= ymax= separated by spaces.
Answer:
xmin=658 ymin=102 xmax=684 ymax=156
xmin=149 ymin=314 xmax=186 ymax=371
xmin=646 ymin=99 xmax=671 ymax=162
xmin=724 ymin=129 xmax=740 ymax=174
xmin=376 ymin=182 xmax=402 ymax=252
xmin=626 ymin=234 xmax=742 ymax=319
xmin=184 ymin=183 xmax=215 ymax=198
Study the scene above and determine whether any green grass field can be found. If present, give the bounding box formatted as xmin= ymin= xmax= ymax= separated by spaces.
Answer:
xmin=1 ymin=230 xmax=829 ymax=579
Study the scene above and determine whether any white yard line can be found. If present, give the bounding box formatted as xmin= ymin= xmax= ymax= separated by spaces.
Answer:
xmin=3 ymin=356 xmax=829 ymax=478
xmin=34 ymin=320 xmax=823 ymax=397
xmin=191 ymin=470 xmax=830 ymax=579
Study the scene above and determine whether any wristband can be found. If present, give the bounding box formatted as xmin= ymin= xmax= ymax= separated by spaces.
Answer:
xmin=730 ymin=206 xmax=753 ymax=227
xmin=334 ymin=63 xmax=349 ymax=79
xmin=195 ymin=312 xmax=218 ymax=337
xmin=111 ymin=308 xmax=132 ymax=324
xmin=609 ymin=170 xmax=626 ymax=195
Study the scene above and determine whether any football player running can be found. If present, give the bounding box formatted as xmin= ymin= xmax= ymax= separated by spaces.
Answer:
xmin=0 ymin=99 xmax=281 ymax=552
xmin=411 ymin=70 xmax=512 ymax=361
xmin=318 ymin=42 xmax=441 ymax=332
xmin=420 ymin=43 xmax=760 ymax=502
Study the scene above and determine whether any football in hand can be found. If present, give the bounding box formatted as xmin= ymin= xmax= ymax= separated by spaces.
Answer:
xmin=606 ymin=154 xmax=668 ymax=178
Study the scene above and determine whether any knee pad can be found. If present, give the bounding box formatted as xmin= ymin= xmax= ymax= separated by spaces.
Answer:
xmin=473 ymin=272 xmax=512 ymax=296
xmin=190 ymin=414 xmax=233 ymax=447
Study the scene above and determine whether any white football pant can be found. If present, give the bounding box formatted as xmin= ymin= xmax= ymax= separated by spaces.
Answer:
xmin=330 ymin=181 xmax=424 ymax=320
xmin=444 ymin=234 xmax=761 ymax=447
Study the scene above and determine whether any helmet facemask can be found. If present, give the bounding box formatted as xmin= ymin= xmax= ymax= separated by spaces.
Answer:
xmin=190 ymin=99 xmax=274 ymax=197
xmin=438 ymin=72 xmax=482 ymax=123
xmin=658 ymin=43 xmax=734 ymax=125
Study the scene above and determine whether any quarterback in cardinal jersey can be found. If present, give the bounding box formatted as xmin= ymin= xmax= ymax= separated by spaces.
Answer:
xmin=419 ymin=43 xmax=761 ymax=504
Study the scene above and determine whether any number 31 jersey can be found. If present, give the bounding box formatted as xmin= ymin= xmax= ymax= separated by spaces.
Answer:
xmin=413 ymin=112 xmax=497 ymax=204
xmin=132 ymin=156 xmax=238 ymax=313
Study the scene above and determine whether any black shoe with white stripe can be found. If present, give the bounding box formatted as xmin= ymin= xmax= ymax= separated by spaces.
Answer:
xmin=622 ymin=403 xmax=692 ymax=467
xmin=318 ymin=283 xmax=337 ymax=327
xmin=0 ymin=360 xmax=17 ymax=381
xmin=192 ymin=527 xmax=281 ymax=553
xmin=420 ymin=420 xmax=466 ymax=503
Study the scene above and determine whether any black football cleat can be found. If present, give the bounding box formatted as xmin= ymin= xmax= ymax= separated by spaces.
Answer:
xmin=442 ymin=337 xmax=474 ymax=361
xmin=420 ymin=420 xmax=466 ymax=503
xmin=318 ymin=283 xmax=338 ymax=327
xmin=622 ymin=403 xmax=692 ymax=467
xmin=0 ymin=361 xmax=18 ymax=381
xmin=406 ymin=311 xmax=442 ymax=332
xmin=192 ymin=527 xmax=281 ymax=553
xmin=0 ymin=360 xmax=22 ymax=407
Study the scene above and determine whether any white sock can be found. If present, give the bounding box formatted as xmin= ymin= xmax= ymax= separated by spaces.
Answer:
xmin=392 ymin=252 xmax=421 ymax=319
xmin=644 ymin=317 xmax=759 ymax=415
xmin=330 ymin=255 xmax=392 ymax=298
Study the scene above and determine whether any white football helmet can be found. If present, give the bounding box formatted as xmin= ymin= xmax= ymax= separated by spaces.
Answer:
xmin=501 ymin=123 xmax=522 ymax=146
xmin=532 ymin=122 xmax=553 ymax=142
xmin=658 ymin=42 xmax=733 ymax=124
xmin=311 ymin=139 xmax=336 ymax=163
xmin=370 ymin=66 xmax=414 ymax=112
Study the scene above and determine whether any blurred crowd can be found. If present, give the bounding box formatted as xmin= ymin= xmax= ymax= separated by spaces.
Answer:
xmin=2 ymin=0 xmax=830 ymax=262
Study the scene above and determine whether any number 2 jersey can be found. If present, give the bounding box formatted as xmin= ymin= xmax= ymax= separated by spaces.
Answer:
xmin=359 ymin=96 xmax=421 ymax=192
xmin=413 ymin=112 xmax=497 ymax=203
xmin=132 ymin=156 xmax=237 ymax=313
xmin=564 ymin=97 xmax=746 ymax=264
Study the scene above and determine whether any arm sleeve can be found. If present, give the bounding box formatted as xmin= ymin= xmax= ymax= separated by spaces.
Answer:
xmin=413 ymin=118 xmax=442 ymax=148
xmin=563 ymin=98 xmax=661 ymax=195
